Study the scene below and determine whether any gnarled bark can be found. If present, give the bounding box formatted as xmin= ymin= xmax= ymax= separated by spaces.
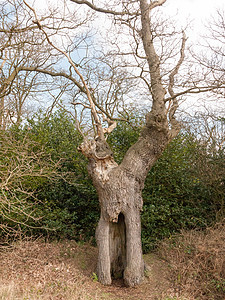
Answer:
xmin=79 ymin=121 xmax=169 ymax=286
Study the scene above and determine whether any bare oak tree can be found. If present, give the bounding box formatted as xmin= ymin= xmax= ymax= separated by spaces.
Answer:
xmin=67 ymin=0 xmax=186 ymax=286
xmin=200 ymin=9 xmax=225 ymax=99
xmin=0 ymin=0 xmax=53 ymax=128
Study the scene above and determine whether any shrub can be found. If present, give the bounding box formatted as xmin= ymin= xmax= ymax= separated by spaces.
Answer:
xmin=0 ymin=129 xmax=60 ymax=243
xmin=21 ymin=110 xmax=100 ymax=240
xmin=141 ymin=131 xmax=222 ymax=252
xmin=1 ymin=110 xmax=223 ymax=250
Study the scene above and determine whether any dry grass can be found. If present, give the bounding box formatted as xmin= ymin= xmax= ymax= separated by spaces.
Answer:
xmin=1 ymin=225 xmax=223 ymax=300
xmin=0 ymin=238 xmax=180 ymax=300
xmin=0 ymin=239 xmax=99 ymax=299
xmin=158 ymin=222 xmax=225 ymax=300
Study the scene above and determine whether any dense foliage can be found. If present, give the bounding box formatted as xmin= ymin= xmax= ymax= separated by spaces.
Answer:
xmin=22 ymin=111 xmax=99 ymax=241
xmin=0 ymin=110 xmax=224 ymax=251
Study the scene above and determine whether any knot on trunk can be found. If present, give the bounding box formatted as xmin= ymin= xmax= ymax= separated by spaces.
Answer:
xmin=78 ymin=137 xmax=113 ymax=160
xmin=95 ymin=137 xmax=113 ymax=159
xmin=145 ymin=111 xmax=168 ymax=133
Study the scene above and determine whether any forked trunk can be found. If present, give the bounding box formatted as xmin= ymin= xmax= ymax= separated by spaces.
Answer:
xmin=79 ymin=126 xmax=169 ymax=286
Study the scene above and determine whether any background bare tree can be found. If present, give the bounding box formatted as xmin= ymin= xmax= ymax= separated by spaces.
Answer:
xmin=0 ymin=0 xmax=91 ymax=128
xmin=0 ymin=0 xmax=49 ymax=128
xmin=0 ymin=0 xmax=92 ymax=243
xmin=202 ymin=9 xmax=225 ymax=95
xmin=188 ymin=8 xmax=225 ymax=116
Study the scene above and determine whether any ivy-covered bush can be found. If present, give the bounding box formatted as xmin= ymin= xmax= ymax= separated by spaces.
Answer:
xmin=141 ymin=133 xmax=220 ymax=252
xmin=0 ymin=110 xmax=99 ymax=243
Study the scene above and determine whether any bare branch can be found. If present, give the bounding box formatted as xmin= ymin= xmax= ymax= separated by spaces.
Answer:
xmin=0 ymin=56 xmax=7 ymax=74
xmin=149 ymin=0 xmax=167 ymax=10
xmin=20 ymin=66 xmax=85 ymax=92
xmin=165 ymin=85 xmax=225 ymax=102
xmin=70 ymin=0 xmax=138 ymax=16
xmin=23 ymin=0 xmax=104 ymax=138
xmin=168 ymin=31 xmax=187 ymax=98
xmin=166 ymin=31 xmax=187 ymax=139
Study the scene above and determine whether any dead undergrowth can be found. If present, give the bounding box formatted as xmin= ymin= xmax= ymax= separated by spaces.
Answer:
xmin=0 ymin=222 xmax=224 ymax=300
xmin=158 ymin=221 xmax=225 ymax=300
xmin=0 ymin=238 xmax=180 ymax=300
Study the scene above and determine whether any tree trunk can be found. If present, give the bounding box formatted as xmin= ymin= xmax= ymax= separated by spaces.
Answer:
xmin=95 ymin=175 xmax=145 ymax=286
xmin=95 ymin=176 xmax=145 ymax=286
xmin=79 ymin=126 xmax=169 ymax=286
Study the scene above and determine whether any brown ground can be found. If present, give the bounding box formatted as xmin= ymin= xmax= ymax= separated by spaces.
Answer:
xmin=0 ymin=239 xmax=185 ymax=300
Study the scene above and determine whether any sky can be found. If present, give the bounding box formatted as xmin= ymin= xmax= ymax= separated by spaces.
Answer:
xmin=26 ymin=0 xmax=225 ymax=40
xmin=165 ymin=0 xmax=224 ymax=37
xmin=167 ymin=0 xmax=224 ymax=21
xmin=1 ymin=0 xmax=223 ymax=115
xmin=30 ymin=0 xmax=225 ymax=42
xmin=32 ymin=0 xmax=224 ymax=20
xmin=1 ymin=0 xmax=224 ymax=33
xmin=26 ymin=0 xmax=224 ymax=115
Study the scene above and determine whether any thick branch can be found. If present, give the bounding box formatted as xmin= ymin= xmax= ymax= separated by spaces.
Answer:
xmin=140 ymin=0 xmax=167 ymax=124
xmin=140 ymin=0 xmax=166 ymax=101
xmin=118 ymin=0 xmax=170 ymax=179
xmin=70 ymin=0 xmax=138 ymax=16
xmin=167 ymin=31 xmax=187 ymax=140
xmin=0 ymin=64 xmax=21 ymax=98
xmin=0 ymin=57 xmax=7 ymax=74
xmin=168 ymin=31 xmax=187 ymax=98
xmin=149 ymin=0 xmax=167 ymax=10
xmin=21 ymin=66 xmax=85 ymax=92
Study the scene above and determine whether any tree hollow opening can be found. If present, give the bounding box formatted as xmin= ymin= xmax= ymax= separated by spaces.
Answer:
xmin=109 ymin=213 xmax=126 ymax=279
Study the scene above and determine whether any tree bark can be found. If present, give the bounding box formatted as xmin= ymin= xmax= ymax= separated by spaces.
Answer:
xmin=93 ymin=161 xmax=145 ymax=287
